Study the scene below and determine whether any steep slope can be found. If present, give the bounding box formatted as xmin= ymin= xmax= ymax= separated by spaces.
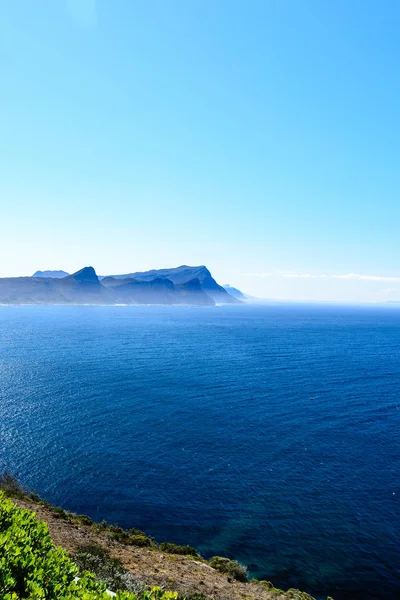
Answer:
xmin=0 ymin=267 xmax=110 ymax=305
xmin=223 ymin=284 xmax=246 ymax=300
xmin=58 ymin=267 xmax=112 ymax=303
xmin=0 ymin=267 xmax=225 ymax=305
xmin=109 ymin=266 xmax=239 ymax=304
xmin=11 ymin=494 xmax=321 ymax=600
xmin=175 ymin=277 xmax=215 ymax=305
xmin=102 ymin=276 xmax=215 ymax=305
xmin=0 ymin=276 xmax=61 ymax=304
xmin=102 ymin=276 xmax=179 ymax=305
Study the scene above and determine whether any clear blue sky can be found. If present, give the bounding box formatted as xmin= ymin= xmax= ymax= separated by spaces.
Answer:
xmin=1 ymin=0 xmax=399 ymax=301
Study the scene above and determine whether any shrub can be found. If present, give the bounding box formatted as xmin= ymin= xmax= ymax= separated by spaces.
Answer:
xmin=159 ymin=542 xmax=199 ymax=557
xmin=129 ymin=533 xmax=153 ymax=547
xmin=112 ymin=530 xmax=132 ymax=544
xmin=28 ymin=492 xmax=41 ymax=503
xmin=77 ymin=514 xmax=93 ymax=526
xmin=52 ymin=506 xmax=70 ymax=520
xmin=0 ymin=491 xmax=177 ymax=599
xmin=73 ymin=542 xmax=110 ymax=561
xmin=129 ymin=527 xmax=147 ymax=536
xmin=108 ymin=525 xmax=153 ymax=547
xmin=178 ymin=594 xmax=210 ymax=600
xmin=209 ymin=556 xmax=248 ymax=582
xmin=72 ymin=543 xmax=147 ymax=595
xmin=0 ymin=472 xmax=27 ymax=499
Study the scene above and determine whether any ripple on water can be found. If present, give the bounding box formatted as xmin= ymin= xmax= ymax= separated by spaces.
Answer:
xmin=0 ymin=304 xmax=400 ymax=600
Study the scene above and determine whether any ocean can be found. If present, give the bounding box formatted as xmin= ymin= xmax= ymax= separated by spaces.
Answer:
xmin=0 ymin=304 xmax=399 ymax=599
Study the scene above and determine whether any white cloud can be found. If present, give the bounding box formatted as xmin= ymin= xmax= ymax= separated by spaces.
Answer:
xmin=280 ymin=271 xmax=328 ymax=279
xmin=332 ymin=273 xmax=400 ymax=281
xmin=243 ymin=271 xmax=400 ymax=282
xmin=242 ymin=272 xmax=273 ymax=277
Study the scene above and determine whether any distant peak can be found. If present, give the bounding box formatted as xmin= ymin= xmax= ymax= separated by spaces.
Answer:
xmin=178 ymin=265 xmax=211 ymax=276
xmin=67 ymin=266 xmax=99 ymax=283
xmin=33 ymin=270 xmax=69 ymax=278
xmin=223 ymin=284 xmax=246 ymax=299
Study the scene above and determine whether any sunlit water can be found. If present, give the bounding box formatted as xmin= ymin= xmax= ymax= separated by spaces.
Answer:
xmin=1 ymin=304 xmax=399 ymax=599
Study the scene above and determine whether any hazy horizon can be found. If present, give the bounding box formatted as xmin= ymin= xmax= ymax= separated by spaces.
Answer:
xmin=3 ymin=263 xmax=400 ymax=305
xmin=1 ymin=1 xmax=399 ymax=302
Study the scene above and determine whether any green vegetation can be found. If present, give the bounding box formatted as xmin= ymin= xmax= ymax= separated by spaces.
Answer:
xmin=76 ymin=514 xmax=93 ymax=526
xmin=0 ymin=473 xmax=27 ymax=499
xmin=0 ymin=474 xmax=333 ymax=600
xmin=159 ymin=543 xmax=199 ymax=558
xmin=0 ymin=491 xmax=177 ymax=599
xmin=0 ymin=475 xmax=202 ymax=565
xmin=107 ymin=526 xmax=153 ymax=548
xmin=52 ymin=506 xmax=71 ymax=520
xmin=177 ymin=595 xmax=209 ymax=600
xmin=72 ymin=543 xmax=147 ymax=595
xmin=208 ymin=556 xmax=248 ymax=582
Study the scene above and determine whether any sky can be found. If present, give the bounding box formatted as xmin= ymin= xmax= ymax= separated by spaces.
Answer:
xmin=1 ymin=0 xmax=399 ymax=302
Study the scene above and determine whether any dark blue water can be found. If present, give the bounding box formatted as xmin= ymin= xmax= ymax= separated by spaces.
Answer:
xmin=1 ymin=305 xmax=399 ymax=599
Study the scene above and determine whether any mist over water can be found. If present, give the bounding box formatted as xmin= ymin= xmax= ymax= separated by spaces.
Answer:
xmin=1 ymin=304 xmax=399 ymax=600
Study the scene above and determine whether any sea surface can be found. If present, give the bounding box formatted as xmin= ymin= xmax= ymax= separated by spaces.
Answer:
xmin=1 ymin=304 xmax=399 ymax=599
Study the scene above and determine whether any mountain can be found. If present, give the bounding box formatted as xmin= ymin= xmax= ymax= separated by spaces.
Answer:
xmin=0 ymin=267 xmax=215 ymax=306
xmin=60 ymin=267 xmax=112 ymax=303
xmin=223 ymin=284 xmax=246 ymax=300
xmin=32 ymin=270 xmax=69 ymax=278
xmin=1 ymin=265 xmax=240 ymax=306
xmin=102 ymin=276 xmax=178 ymax=305
xmin=0 ymin=267 xmax=112 ymax=305
xmin=65 ymin=266 xmax=99 ymax=285
xmin=108 ymin=265 xmax=240 ymax=304
xmin=102 ymin=275 xmax=214 ymax=305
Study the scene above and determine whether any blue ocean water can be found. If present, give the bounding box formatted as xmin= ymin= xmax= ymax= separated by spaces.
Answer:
xmin=0 ymin=304 xmax=399 ymax=599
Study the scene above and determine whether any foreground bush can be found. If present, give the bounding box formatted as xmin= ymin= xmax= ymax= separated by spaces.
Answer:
xmin=209 ymin=556 xmax=248 ymax=582
xmin=0 ymin=491 xmax=177 ymax=599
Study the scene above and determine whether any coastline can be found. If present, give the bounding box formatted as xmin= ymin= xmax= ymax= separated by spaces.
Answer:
xmin=1 ymin=476 xmax=331 ymax=600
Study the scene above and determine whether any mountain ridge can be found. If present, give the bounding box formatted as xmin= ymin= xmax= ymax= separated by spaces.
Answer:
xmin=0 ymin=265 xmax=239 ymax=306
xmin=106 ymin=265 xmax=239 ymax=304
xmin=223 ymin=284 xmax=246 ymax=299
xmin=33 ymin=270 xmax=69 ymax=278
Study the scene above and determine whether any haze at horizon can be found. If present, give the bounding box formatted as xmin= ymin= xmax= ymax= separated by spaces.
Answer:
xmin=1 ymin=0 xmax=399 ymax=302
